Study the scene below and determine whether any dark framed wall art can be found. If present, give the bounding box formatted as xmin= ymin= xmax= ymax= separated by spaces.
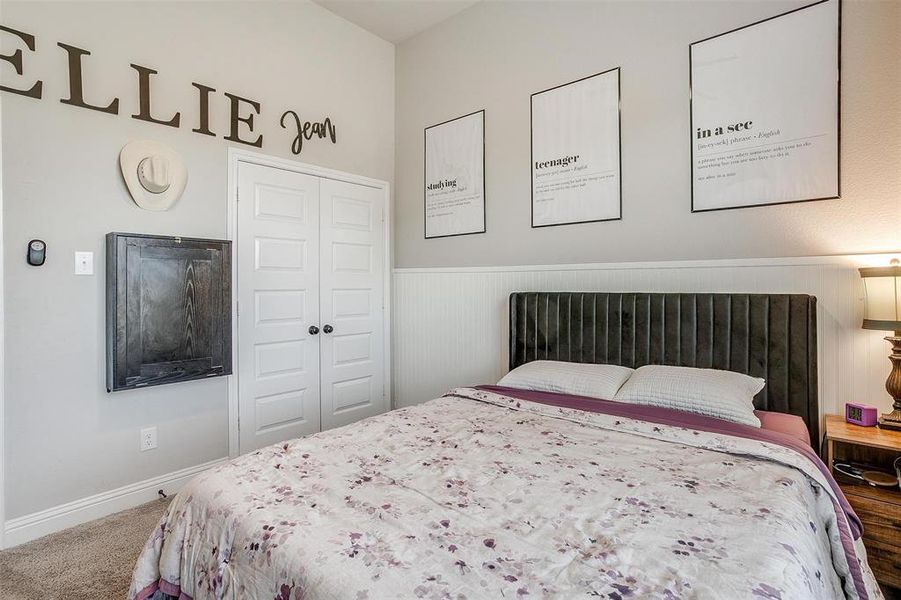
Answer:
xmin=423 ymin=109 xmax=486 ymax=239
xmin=531 ymin=67 xmax=622 ymax=228
xmin=106 ymin=232 xmax=232 ymax=392
xmin=689 ymin=0 xmax=840 ymax=212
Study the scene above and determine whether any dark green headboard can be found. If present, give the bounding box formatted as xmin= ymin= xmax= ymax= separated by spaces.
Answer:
xmin=509 ymin=292 xmax=819 ymax=442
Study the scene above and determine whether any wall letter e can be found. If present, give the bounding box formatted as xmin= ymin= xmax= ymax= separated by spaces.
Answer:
xmin=0 ymin=25 xmax=43 ymax=99
xmin=223 ymin=92 xmax=262 ymax=147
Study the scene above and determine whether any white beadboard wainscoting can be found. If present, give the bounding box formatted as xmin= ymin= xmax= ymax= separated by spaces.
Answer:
xmin=392 ymin=255 xmax=900 ymax=427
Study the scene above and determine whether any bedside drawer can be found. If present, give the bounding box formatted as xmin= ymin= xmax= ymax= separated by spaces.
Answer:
xmin=845 ymin=492 xmax=901 ymax=548
xmin=862 ymin=537 xmax=901 ymax=590
xmin=839 ymin=482 xmax=901 ymax=590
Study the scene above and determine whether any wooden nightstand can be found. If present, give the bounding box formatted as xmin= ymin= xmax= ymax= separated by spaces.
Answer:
xmin=824 ymin=414 xmax=901 ymax=592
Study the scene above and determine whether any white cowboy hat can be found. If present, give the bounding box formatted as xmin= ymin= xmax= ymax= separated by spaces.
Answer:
xmin=119 ymin=140 xmax=188 ymax=211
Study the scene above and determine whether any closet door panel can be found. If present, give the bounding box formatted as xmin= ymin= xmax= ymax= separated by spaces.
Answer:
xmin=237 ymin=163 xmax=321 ymax=452
xmin=319 ymin=178 xmax=386 ymax=430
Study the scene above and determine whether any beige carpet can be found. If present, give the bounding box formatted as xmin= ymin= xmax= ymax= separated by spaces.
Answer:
xmin=0 ymin=498 xmax=170 ymax=600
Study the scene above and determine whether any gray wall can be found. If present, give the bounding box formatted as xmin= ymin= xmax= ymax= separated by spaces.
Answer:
xmin=394 ymin=0 xmax=901 ymax=268
xmin=1 ymin=1 xmax=394 ymax=518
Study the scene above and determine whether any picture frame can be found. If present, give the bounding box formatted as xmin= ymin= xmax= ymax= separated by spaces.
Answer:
xmin=689 ymin=0 xmax=841 ymax=212
xmin=423 ymin=109 xmax=487 ymax=239
xmin=530 ymin=67 xmax=622 ymax=228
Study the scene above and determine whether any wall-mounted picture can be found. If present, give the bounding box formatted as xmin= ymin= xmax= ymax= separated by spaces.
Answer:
xmin=424 ymin=110 xmax=486 ymax=239
xmin=531 ymin=67 xmax=622 ymax=228
xmin=690 ymin=0 xmax=840 ymax=212
xmin=106 ymin=232 xmax=232 ymax=392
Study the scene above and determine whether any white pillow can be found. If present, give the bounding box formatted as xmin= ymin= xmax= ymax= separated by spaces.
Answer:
xmin=497 ymin=360 xmax=634 ymax=400
xmin=613 ymin=365 xmax=764 ymax=427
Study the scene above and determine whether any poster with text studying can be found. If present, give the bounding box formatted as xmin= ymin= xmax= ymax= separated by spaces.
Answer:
xmin=690 ymin=0 xmax=839 ymax=212
xmin=424 ymin=110 xmax=486 ymax=238
xmin=531 ymin=68 xmax=621 ymax=227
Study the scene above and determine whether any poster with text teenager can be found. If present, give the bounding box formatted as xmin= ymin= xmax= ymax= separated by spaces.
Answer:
xmin=531 ymin=68 xmax=621 ymax=227
xmin=424 ymin=110 xmax=486 ymax=239
xmin=690 ymin=0 xmax=840 ymax=212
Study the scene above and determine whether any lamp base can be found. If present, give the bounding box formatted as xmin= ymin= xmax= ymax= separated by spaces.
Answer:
xmin=876 ymin=332 xmax=901 ymax=431
xmin=878 ymin=406 xmax=901 ymax=431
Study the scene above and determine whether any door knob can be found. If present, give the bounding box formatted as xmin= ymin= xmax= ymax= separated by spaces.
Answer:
xmin=308 ymin=325 xmax=320 ymax=335
xmin=323 ymin=324 xmax=334 ymax=334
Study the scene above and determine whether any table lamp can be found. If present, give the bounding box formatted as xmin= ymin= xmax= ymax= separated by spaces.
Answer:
xmin=859 ymin=258 xmax=901 ymax=430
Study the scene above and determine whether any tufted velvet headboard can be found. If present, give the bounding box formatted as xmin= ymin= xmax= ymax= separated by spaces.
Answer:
xmin=509 ymin=292 xmax=819 ymax=443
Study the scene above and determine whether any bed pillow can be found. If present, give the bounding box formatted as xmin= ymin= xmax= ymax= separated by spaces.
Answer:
xmin=497 ymin=360 xmax=634 ymax=400
xmin=756 ymin=410 xmax=811 ymax=446
xmin=613 ymin=365 xmax=764 ymax=427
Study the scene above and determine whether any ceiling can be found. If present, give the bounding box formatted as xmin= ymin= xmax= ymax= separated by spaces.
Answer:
xmin=313 ymin=0 xmax=481 ymax=44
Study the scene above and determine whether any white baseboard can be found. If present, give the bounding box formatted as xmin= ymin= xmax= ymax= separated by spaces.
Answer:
xmin=2 ymin=457 xmax=229 ymax=549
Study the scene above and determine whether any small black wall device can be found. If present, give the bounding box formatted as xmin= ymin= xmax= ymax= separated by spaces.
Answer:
xmin=27 ymin=239 xmax=46 ymax=266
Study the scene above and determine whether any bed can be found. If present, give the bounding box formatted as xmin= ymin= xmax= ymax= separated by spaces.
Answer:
xmin=130 ymin=292 xmax=883 ymax=600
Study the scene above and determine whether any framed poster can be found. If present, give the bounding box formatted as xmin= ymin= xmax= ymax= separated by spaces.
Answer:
xmin=690 ymin=0 xmax=840 ymax=212
xmin=531 ymin=67 xmax=621 ymax=228
xmin=424 ymin=110 xmax=486 ymax=239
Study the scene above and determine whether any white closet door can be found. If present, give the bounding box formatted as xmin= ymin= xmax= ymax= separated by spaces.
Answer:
xmin=318 ymin=178 xmax=386 ymax=430
xmin=237 ymin=163 xmax=321 ymax=453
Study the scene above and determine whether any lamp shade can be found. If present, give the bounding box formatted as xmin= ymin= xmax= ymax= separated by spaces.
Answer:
xmin=859 ymin=265 xmax=901 ymax=331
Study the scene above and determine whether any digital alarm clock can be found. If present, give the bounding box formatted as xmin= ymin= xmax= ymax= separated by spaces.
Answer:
xmin=845 ymin=403 xmax=878 ymax=427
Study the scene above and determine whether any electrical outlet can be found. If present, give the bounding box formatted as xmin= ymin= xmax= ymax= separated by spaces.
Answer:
xmin=74 ymin=251 xmax=93 ymax=275
xmin=140 ymin=426 xmax=157 ymax=452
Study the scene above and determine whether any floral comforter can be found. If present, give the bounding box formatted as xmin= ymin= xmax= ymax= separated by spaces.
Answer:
xmin=130 ymin=386 xmax=882 ymax=600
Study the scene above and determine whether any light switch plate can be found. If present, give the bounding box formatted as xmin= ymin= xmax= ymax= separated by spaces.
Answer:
xmin=74 ymin=251 xmax=93 ymax=275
